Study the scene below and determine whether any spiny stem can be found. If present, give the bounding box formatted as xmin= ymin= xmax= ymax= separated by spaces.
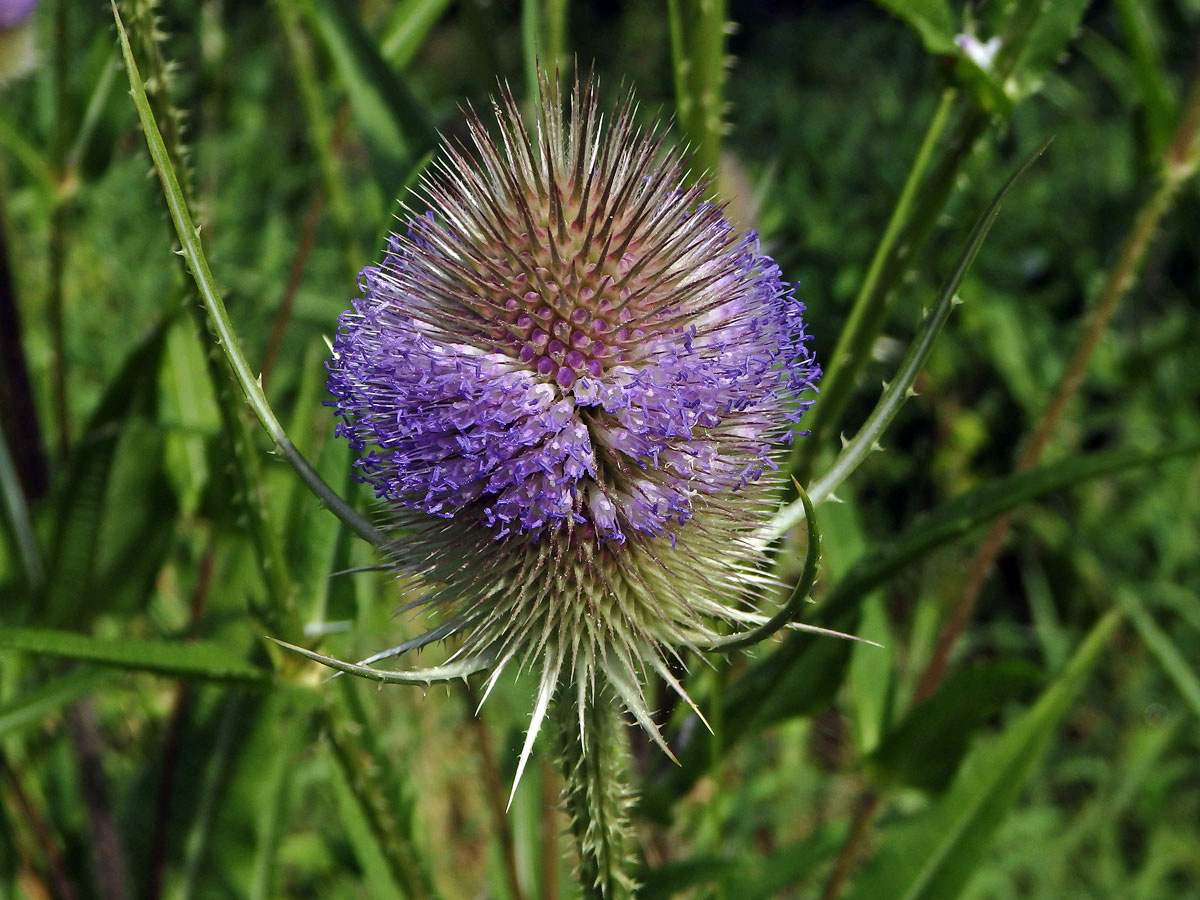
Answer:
xmin=792 ymin=96 xmax=988 ymax=485
xmin=789 ymin=87 xmax=958 ymax=483
xmin=555 ymin=688 xmax=638 ymax=900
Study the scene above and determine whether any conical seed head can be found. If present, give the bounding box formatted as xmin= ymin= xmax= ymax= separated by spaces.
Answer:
xmin=328 ymin=75 xmax=819 ymax=746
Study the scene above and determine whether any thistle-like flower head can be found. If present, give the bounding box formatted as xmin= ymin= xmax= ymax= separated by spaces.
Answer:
xmin=327 ymin=75 xmax=818 ymax=774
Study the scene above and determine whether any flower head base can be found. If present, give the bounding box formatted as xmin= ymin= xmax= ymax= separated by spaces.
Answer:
xmin=327 ymin=75 xmax=818 ymax=775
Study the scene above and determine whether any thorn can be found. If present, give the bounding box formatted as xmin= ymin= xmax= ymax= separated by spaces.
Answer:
xmin=839 ymin=432 xmax=850 ymax=449
xmin=827 ymin=493 xmax=844 ymax=504
xmin=870 ymin=441 xmax=884 ymax=453
xmin=905 ymin=386 xmax=919 ymax=399
xmin=881 ymin=380 xmax=891 ymax=391
xmin=950 ymin=294 xmax=965 ymax=307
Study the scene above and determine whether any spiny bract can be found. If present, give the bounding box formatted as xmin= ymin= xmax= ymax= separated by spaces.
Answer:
xmin=327 ymin=75 xmax=818 ymax=778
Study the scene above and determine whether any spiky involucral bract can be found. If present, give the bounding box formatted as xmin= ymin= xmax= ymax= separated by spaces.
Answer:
xmin=327 ymin=76 xmax=818 ymax=762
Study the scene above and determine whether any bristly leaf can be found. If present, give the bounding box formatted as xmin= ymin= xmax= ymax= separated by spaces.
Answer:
xmin=767 ymin=140 xmax=1051 ymax=543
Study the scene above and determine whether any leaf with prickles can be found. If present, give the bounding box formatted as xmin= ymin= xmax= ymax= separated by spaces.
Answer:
xmin=268 ymin=637 xmax=495 ymax=685
xmin=701 ymin=482 xmax=822 ymax=652
xmin=763 ymin=141 xmax=1051 ymax=544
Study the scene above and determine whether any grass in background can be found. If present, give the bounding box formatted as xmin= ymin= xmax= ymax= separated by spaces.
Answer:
xmin=1 ymin=1 xmax=1199 ymax=898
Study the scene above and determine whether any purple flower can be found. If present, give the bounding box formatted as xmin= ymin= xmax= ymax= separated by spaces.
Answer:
xmin=328 ymin=76 xmax=818 ymax=759
xmin=0 ymin=0 xmax=37 ymax=31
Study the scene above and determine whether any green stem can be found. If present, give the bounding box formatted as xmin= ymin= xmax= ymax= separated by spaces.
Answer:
xmin=113 ymin=3 xmax=388 ymax=554
xmin=667 ymin=0 xmax=729 ymax=188
xmin=792 ymin=93 xmax=986 ymax=484
xmin=555 ymin=688 xmax=637 ymax=900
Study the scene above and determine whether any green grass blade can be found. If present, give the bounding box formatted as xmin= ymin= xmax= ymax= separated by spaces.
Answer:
xmin=769 ymin=141 xmax=1049 ymax=541
xmin=178 ymin=693 xmax=253 ymax=900
xmin=844 ymin=609 xmax=1121 ymax=900
xmin=0 ymin=668 xmax=111 ymax=738
xmin=42 ymin=320 xmax=167 ymax=626
xmin=1113 ymin=0 xmax=1175 ymax=155
xmin=381 ymin=0 xmax=455 ymax=68
xmin=297 ymin=0 xmax=438 ymax=183
xmin=111 ymin=3 xmax=387 ymax=552
xmin=867 ymin=660 xmax=1042 ymax=792
xmin=273 ymin=0 xmax=362 ymax=278
xmin=1119 ymin=588 xmax=1200 ymax=724
xmin=825 ymin=441 xmax=1200 ymax=613
xmin=0 ymin=427 xmax=42 ymax=592
xmin=0 ymin=627 xmax=271 ymax=682
xmin=323 ymin=684 xmax=440 ymax=899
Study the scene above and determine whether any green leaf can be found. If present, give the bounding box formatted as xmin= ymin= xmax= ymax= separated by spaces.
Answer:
xmin=828 ymin=441 xmax=1200 ymax=612
xmin=1119 ymin=588 xmax=1200 ymax=724
xmin=774 ymin=141 xmax=1049 ymax=538
xmin=640 ymin=827 xmax=844 ymax=900
xmin=1017 ymin=0 xmax=1092 ymax=87
xmin=0 ymin=627 xmax=271 ymax=682
xmin=0 ymin=668 xmax=112 ymax=738
xmin=159 ymin=317 xmax=219 ymax=516
xmin=1113 ymin=0 xmax=1176 ymax=155
xmin=640 ymin=626 xmax=856 ymax=818
xmin=0 ymin=428 xmax=42 ymax=592
xmin=869 ymin=0 xmax=959 ymax=55
xmin=867 ymin=660 xmax=1042 ymax=792
xmin=848 ymin=594 xmax=895 ymax=755
xmin=844 ymin=609 xmax=1121 ymax=900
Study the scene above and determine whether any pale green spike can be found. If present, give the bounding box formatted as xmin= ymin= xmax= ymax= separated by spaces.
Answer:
xmin=508 ymin=659 xmax=561 ymax=810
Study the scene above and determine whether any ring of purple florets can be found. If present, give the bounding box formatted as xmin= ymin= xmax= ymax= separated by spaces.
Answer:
xmin=328 ymin=211 xmax=816 ymax=545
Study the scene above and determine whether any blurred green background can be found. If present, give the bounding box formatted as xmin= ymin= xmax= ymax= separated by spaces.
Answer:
xmin=1 ymin=1 xmax=1199 ymax=898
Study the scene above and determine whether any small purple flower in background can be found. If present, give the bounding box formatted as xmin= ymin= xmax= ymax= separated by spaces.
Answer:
xmin=0 ymin=0 xmax=38 ymax=85
xmin=0 ymin=0 xmax=37 ymax=30
xmin=328 ymin=75 xmax=818 ymax=765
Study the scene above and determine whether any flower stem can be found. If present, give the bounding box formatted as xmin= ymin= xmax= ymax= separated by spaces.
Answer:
xmin=555 ymin=688 xmax=638 ymax=900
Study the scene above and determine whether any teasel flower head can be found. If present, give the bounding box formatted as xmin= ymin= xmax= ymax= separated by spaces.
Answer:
xmin=324 ymin=74 xmax=819 ymax=783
